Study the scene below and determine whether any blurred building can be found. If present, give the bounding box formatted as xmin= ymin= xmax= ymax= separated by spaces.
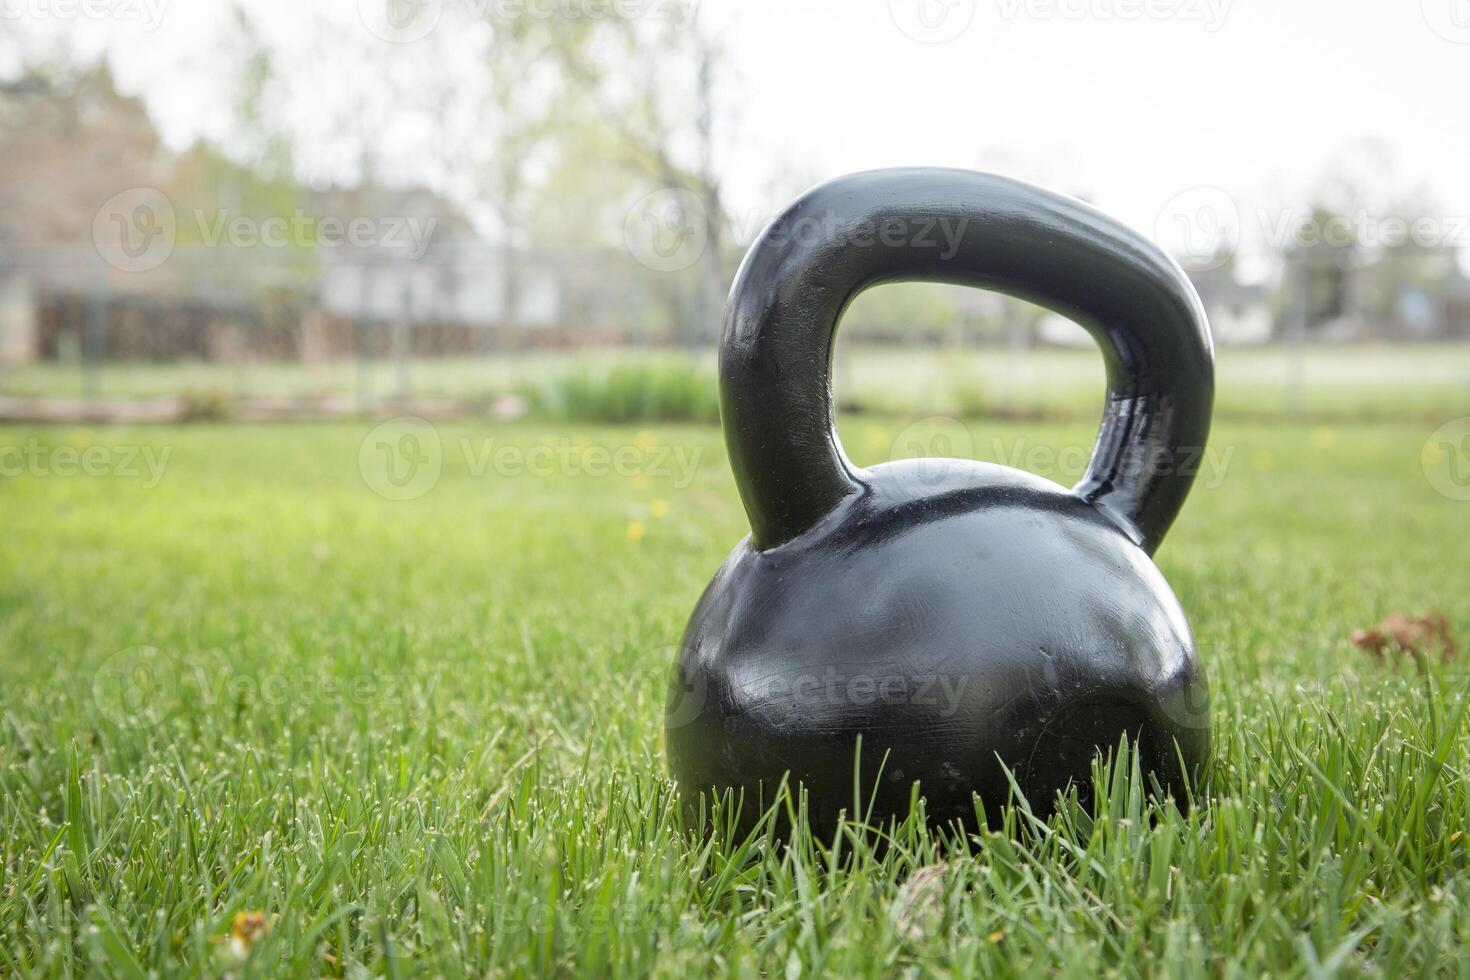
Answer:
xmin=1188 ymin=264 xmax=1273 ymax=345
xmin=311 ymin=185 xmax=557 ymax=334
xmin=0 ymin=64 xmax=171 ymax=363
xmin=3 ymin=65 xmax=1469 ymax=366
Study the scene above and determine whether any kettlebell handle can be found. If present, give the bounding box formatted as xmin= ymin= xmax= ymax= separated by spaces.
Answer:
xmin=721 ymin=168 xmax=1214 ymax=554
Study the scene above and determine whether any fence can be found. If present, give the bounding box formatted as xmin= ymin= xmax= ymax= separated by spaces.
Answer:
xmin=2 ymin=243 xmax=1468 ymax=423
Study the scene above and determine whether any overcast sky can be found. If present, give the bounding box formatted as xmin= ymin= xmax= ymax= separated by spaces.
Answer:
xmin=20 ymin=0 xmax=1470 ymax=266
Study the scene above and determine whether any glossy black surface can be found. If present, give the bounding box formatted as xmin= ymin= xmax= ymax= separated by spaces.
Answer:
xmin=667 ymin=168 xmax=1214 ymax=835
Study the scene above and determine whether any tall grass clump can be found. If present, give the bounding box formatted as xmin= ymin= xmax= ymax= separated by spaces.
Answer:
xmin=526 ymin=358 xmax=720 ymax=424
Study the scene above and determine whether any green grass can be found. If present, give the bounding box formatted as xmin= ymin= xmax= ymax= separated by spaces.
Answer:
xmin=2 ymin=406 xmax=1469 ymax=974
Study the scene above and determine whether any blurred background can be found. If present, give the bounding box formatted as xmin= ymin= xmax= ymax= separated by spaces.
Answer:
xmin=7 ymin=6 xmax=1470 ymax=973
xmin=2 ymin=0 xmax=1468 ymax=423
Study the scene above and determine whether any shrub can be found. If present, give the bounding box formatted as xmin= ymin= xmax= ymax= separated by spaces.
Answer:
xmin=526 ymin=359 xmax=719 ymax=424
xmin=178 ymin=386 xmax=234 ymax=422
xmin=949 ymin=376 xmax=990 ymax=419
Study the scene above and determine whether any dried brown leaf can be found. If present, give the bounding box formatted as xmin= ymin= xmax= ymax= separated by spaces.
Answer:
xmin=893 ymin=862 xmax=947 ymax=942
xmin=1351 ymin=611 xmax=1458 ymax=672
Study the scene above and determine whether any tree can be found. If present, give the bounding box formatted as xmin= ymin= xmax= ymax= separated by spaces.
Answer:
xmin=561 ymin=5 xmax=735 ymax=346
xmin=468 ymin=8 xmax=590 ymax=347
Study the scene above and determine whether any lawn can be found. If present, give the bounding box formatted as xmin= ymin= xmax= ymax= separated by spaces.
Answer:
xmin=1 ymin=404 xmax=1469 ymax=974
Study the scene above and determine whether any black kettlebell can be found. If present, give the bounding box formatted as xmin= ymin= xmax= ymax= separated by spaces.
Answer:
xmin=666 ymin=168 xmax=1214 ymax=836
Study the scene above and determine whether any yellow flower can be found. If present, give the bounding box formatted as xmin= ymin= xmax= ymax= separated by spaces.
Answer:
xmin=1310 ymin=426 xmax=1336 ymax=448
xmin=633 ymin=430 xmax=657 ymax=451
xmin=1252 ymin=450 xmax=1275 ymax=472
xmin=633 ymin=474 xmax=651 ymax=490
xmin=229 ymin=910 xmax=270 ymax=958
xmin=649 ymin=499 xmax=669 ymax=519
xmin=626 ymin=520 xmax=647 ymax=543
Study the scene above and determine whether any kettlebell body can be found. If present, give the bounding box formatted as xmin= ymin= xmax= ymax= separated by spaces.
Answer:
xmin=667 ymin=169 xmax=1214 ymax=835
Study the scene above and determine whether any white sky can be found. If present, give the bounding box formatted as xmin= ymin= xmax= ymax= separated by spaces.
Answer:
xmin=18 ymin=0 xmax=1470 ymax=261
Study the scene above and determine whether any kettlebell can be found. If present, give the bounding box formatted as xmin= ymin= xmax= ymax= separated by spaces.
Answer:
xmin=666 ymin=168 xmax=1213 ymax=836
